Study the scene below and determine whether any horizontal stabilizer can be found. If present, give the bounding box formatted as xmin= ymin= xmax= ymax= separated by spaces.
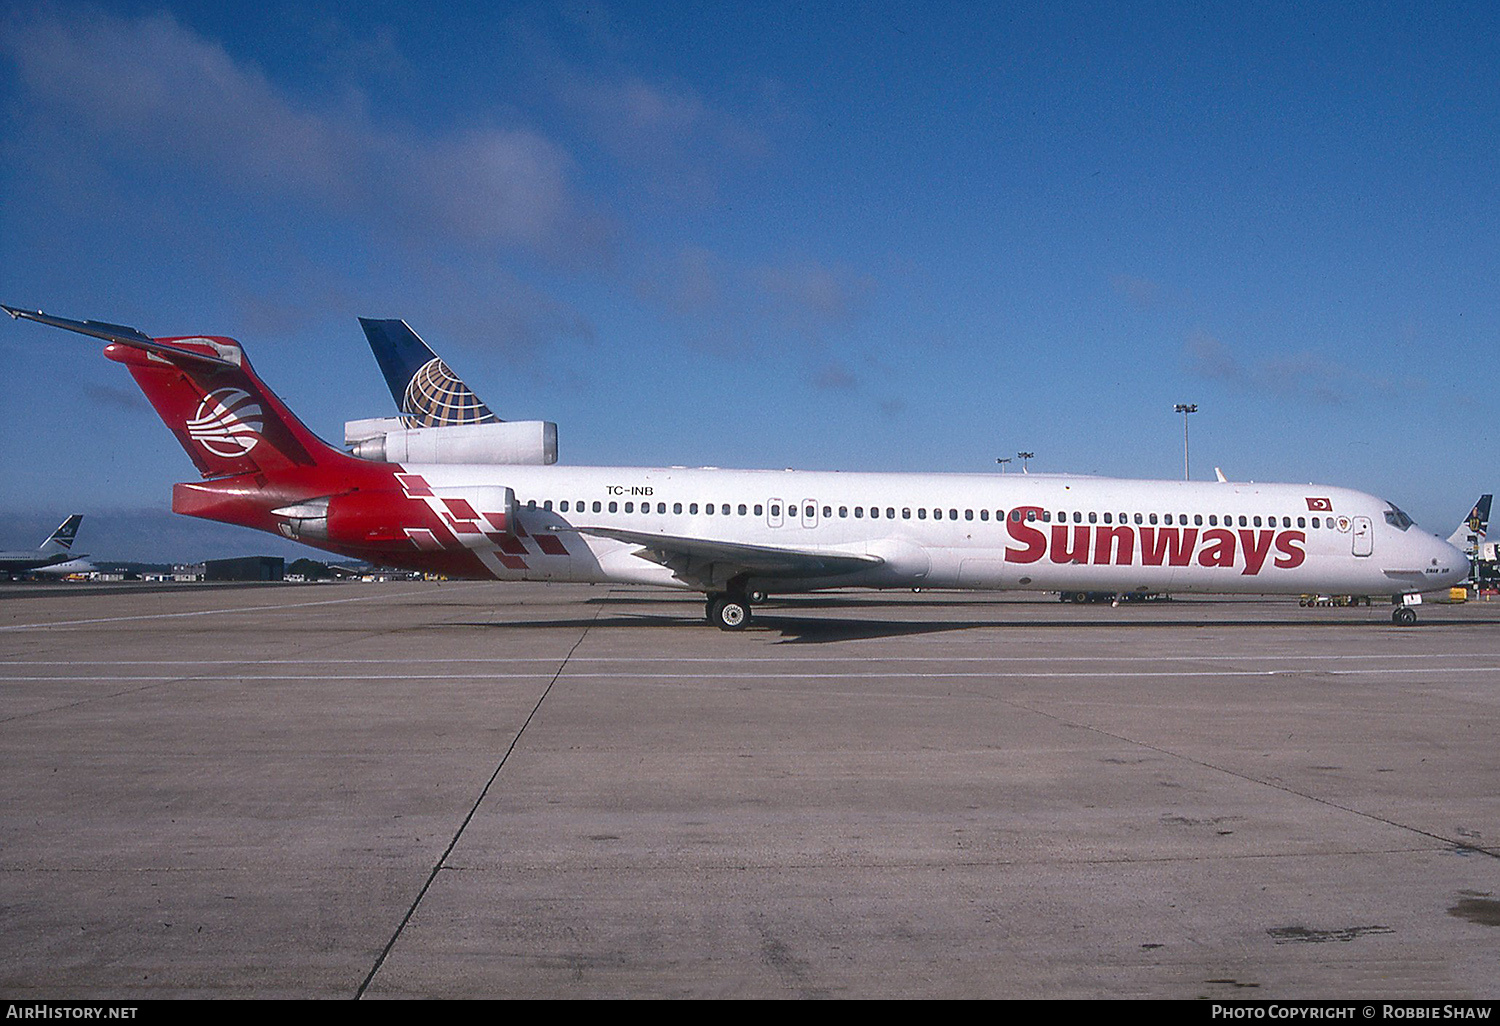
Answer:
xmin=3 ymin=306 xmax=238 ymax=369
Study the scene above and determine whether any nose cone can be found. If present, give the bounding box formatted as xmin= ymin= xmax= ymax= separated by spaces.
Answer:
xmin=1434 ymin=537 xmax=1471 ymax=587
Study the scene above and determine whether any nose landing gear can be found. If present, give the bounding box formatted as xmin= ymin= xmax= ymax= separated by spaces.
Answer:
xmin=1393 ymin=606 xmax=1418 ymax=626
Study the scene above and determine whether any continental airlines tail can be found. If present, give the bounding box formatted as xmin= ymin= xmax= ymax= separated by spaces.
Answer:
xmin=5 ymin=305 xmax=1473 ymax=628
xmin=358 ymin=318 xmax=498 ymax=428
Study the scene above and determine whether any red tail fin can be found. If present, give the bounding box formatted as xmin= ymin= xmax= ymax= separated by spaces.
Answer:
xmin=3 ymin=307 xmax=360 ymax=479
xmin=106 ymin=335 xmax=351 ymax=478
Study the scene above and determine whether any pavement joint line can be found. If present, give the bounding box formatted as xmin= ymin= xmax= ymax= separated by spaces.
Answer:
xmin=7 ymin=666 xmax=1500 ymax=683
xmin=0 ymin=584 xmax=482 ymax=632
xmin=435 ymin=845 xmax=1473 ymax=872
xmin=957 ymin=686 xmax=1500 ymax=863
xmin=0 ymin=673 xmax=227 ymax=725
xmin=353 ymin=593 xmax=608 ymax=1001
xmin=6 ymin=652 xmax=1497 ymax=664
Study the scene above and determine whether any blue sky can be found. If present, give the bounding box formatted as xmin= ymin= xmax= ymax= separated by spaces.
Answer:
xmin=1 ymin=1 xmax=1495 ymax=561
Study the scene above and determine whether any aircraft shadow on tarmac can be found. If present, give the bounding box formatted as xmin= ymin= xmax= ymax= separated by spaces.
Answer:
xmin=440 ymin=595 xmax=1483 ymax=644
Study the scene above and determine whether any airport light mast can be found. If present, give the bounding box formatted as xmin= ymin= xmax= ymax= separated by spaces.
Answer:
xmin=995 ymin=458 xmax=1012 ymax=473
xmin=1173 ymin=404 xmax=1197 ymax=480
xmin=1018 ymin=451 xmax=1034 ymax=474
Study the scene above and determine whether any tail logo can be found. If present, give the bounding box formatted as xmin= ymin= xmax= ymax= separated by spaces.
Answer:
xmin=401 ymin=358 xmax=496 ymax=427
xmin=187 ymin=387 xmax=263 ymax=458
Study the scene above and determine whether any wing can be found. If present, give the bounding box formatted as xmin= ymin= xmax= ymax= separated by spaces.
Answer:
xmin=576 ymin=525 xmax=882 ymax=589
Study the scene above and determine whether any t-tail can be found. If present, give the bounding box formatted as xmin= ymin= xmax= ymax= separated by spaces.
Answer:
xmin=41 ymin=514 xmax=83 ymax=553
xmin=4 ymin=307 xmax=357 ymax=480
xmin=3 ymin=306 xmax=395 ymax=540
xmin=4 ymin=306 xmax=514 ymax=577
xmin=1448 ymin=494 xmax=1492 ymax=551
xmin=358 ymin=318 xmax=499 ymax=428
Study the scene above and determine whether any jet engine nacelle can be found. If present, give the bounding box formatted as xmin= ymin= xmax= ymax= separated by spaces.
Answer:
xmin=345 ymin=418 xmax=557 ymax=465
xmin=274 ymin=485 xmax=517 ymax=550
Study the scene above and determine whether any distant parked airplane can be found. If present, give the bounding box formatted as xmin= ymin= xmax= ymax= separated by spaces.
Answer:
xmin=0 ymin=514 xmax=86 ymax=575
xmin=1447 ymin=494 xmax=1491 ymax=554
xmin=4 ymin=306 xmax=1471 ymax=628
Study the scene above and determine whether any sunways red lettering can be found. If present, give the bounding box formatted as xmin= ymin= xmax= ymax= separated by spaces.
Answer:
xmin=1239 ymin=530 xmax=1275 ymax=575
xmin=1198 ymin=529 xmax=1236 ymax=567
xmin=1273 ymin=530 xmax=1306 ymax=569
xmin=1005 ymin=508 xmax=1046 ymax=563
xmin=1141 ymin=527 xmax=1197 ymax=566
xmin=1093 ymin=525 xmax=1134 ymax=565
xmin=1050 ymin=525 xmax=1090 ymax=563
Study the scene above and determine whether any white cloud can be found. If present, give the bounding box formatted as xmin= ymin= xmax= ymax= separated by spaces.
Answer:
xmin=1 ymin=8 xmax=605 ymax=263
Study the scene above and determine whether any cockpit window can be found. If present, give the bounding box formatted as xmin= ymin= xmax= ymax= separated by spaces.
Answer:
xmin=1384 ymin=504 xmax=1414 ymax=531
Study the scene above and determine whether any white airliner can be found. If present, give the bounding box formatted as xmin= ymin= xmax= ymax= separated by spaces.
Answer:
xmin=0 ymin=514 xmax=87 ymax=576
xmin=4 ymin=306 xmax=1471 ymax=628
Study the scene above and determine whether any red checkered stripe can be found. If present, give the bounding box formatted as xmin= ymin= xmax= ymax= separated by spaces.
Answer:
xmin=395 ymin=473 xmax=571 ymax=577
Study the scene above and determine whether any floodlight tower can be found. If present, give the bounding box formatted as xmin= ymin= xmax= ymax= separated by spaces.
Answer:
xmin=1018 ymin=451 xmax=1034 ymax=474
xmin=1173 ymin=404 xmax=1197 ymax=480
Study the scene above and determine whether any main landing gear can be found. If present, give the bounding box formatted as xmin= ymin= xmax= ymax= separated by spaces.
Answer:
xmin=1392 ymin=605 xmax=1418 ymax=626
xmin=706 ymin=588 xmax=753 ymax=631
